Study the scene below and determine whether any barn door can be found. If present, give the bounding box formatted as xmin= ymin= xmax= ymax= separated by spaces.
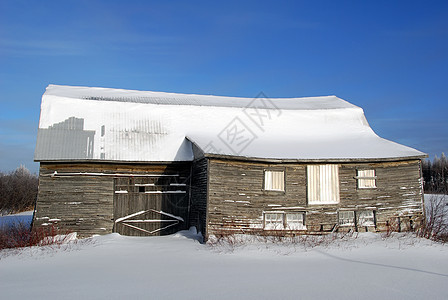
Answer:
xmin=113 ymin=173 xmax=189 ymax=236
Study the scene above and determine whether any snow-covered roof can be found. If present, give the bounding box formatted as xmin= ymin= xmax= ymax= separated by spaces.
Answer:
xmin=34 ymin=84 xmax=425 ymax=163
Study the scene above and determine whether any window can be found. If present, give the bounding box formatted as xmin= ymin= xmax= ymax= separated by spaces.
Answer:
xmin=358 ymin=210 xmax=375 ymax=226
xmin=285 ymin=213 xmax=306 ymax=230
xmin=264 ymin=170 xmax=285 ymax=191
xmin=339 ymin=211 xmax=355 ymax=226
xmin=307 ymin=165 xmax=340 ymax=204
xmin=264 ymin=213 xmax=284 ymax=230
xmin=264 ymin=212 xmax=306 ymax=230
xmin=357 ymin=169 xmax=376 ymax=189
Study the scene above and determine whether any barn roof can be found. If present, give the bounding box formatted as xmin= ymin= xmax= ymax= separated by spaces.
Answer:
xmin=35 ymin=84 xmax=425 ymax=163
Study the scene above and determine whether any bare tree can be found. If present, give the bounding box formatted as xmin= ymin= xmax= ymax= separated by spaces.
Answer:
xmin=0 ymin=166 xmax=38 ymax=215
xmin=422 ymin=153 xmax=448 ymax=193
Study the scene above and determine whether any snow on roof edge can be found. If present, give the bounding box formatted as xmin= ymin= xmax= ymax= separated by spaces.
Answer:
xmin=185 ymin=136 xmax=427 ymax=162
xmin=44 ymin=84 xmax=359 ymax=111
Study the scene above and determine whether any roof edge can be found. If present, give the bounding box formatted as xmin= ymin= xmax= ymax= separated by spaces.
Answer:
xmin=202 ymin=153 xmax=428 ymax=163
xmin=43 ymin=84 xmax=357 ymax=110
xmin=35 ymin=153 xmax=427 ymax=165
xmin=34 ymin=159 xmax=194 ymax=164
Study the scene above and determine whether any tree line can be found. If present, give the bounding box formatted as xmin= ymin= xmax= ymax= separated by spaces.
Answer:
xmin=0 ymin=166 xmax=38 ymax=215
xmin=422 ymin=153 xmax=448 ymax=193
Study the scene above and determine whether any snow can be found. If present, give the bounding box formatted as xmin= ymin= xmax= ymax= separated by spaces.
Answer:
xmin=35 ymin=84 xmax=425 ymax=163
xmin=13 ymin=210 xmax=34 ymax=216
xmin=44 ymin=84 xmax=357 ymax=110
xmin=425 ymin=194 xmax=448 ymax=206
xmin=424 ymin=194 xmax=448 ymax=223
xmin=0 ymin=210 xmax=33 ymax=228
xmin=39 ymin=232 xmax=78 ymax=246
xmin=1 ymin=229 xmax=447 ymax=299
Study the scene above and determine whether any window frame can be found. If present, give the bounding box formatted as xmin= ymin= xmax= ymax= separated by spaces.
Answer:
xmin=263 ymin=169 xmax=286 ymax=192
xmin=338 ymin=210 xmax=355 ymax=226
xmin=263 ymin=212 xmax=306 ymax=230
xmin=357 ymin=210 xmax=376 ymax=227
xmin=356 ymin=169 xmax=377 ymax=189
xmin=263 ymin=212 xmax=284 ymax=230
xmin=285 ymin=212 xmax=306 ymax=230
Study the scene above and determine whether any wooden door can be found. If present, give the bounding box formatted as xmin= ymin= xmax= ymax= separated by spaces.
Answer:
xmin=113 ymin=173 xmax=190 ymax=236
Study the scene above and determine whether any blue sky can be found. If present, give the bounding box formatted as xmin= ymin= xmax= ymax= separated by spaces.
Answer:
xmin=0 ymin=0 xmax=447 ymax=173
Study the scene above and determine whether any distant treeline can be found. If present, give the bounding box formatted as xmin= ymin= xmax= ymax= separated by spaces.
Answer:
xmin=422 ymin=153 xmax=448 ymax=193
xmin=0 ymin=166 xmax=38 ymax=215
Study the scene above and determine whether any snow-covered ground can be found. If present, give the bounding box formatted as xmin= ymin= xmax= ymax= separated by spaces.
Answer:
xmin=1 ymin=197 xmax=448 ymax=299
xmin=0 ymin=210 xmax=33 ymax=228
xmin=425 ymin=193 xmax=448 ymax=207
xmin=0 ymin=229 xmax=447 ymax=299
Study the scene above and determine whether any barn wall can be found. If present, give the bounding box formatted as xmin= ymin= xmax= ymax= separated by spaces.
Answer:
xmin=34 ymin=162 xmax=191 ymax=238
xmin=189 ymin=158 xmax=209 ymax=236
xmin=206 ymin=158 xmax=424 ymax=236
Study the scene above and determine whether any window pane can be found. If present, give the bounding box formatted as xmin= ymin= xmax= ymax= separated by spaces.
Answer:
xmin=358 ymin=210 xmax=375 ymax=226
xmin=339 ymin=211 xmax=355 ymax=225
xmin=264 ymin=171 xmax=284 ymax=191
xmin=307 ymin=165 xmax=320 ymax=203
xmin=308 ymin=165 xmax=339 ymax=204
xmin=357 ymin=169 xmax=376 ymax=188
xmin=286 ymin=213 xmax=305 ymax=230
xmin=264 ymin=213 xmax=284 ymax=230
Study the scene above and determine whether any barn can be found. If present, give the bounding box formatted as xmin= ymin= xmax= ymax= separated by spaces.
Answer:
xmin=33 ymin=84 xmax=427 ymax=238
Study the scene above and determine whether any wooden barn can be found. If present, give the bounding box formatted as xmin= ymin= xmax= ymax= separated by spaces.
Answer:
xmin=33 ymin=85 xmax=427 ymax=239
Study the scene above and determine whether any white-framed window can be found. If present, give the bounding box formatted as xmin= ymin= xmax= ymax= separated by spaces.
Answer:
xmin=338 ymin=210 xmax=355 ymax=226
xmin=285 ymin=213 xmax=306 ymax=230
xmin=263 ymin=212 xmax=306 ymax=230
xmin=358 ymin=210 xmax=375 ymax=226
xmin=356 ymin=169 xmax=376 ymax=189
xmin=264 ymin=212 xmax=284 ymax=230
xmin=307 ymin=165 xmax=340 ymax=204
xmin=264 ymin=170 xmax=285 ymax=191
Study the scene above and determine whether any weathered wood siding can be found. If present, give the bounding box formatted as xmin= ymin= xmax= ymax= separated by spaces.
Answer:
xmin=189 ymin=158 xmax=209 ymax=236
xmin=206 ymin=158 xmax=424 ymax=237
xmin=34 ymin=162 xmax=191 ymax=238
xmin=34 ymin=163 xmax=114 ymax=238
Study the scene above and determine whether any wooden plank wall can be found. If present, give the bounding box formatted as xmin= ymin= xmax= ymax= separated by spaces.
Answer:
xmin=34 ymin=162 xmax=191 ymax=238
xmin=34 ymin=164 xmax=115 ymax=238
xmin=113 ymin=166 xmax=191 ymax=236
xmin=206 ymin=158 xmax=424 ymax=236
xmin=189 ymin=158 xmax=209 ymax=236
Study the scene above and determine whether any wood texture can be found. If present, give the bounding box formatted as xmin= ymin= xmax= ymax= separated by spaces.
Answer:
xmin=34 ymin=158 xmax=425 ymax=239
xmin=189 ymin=158 xmax=209 ymax=236
xmin=206 ymin=158 xmax=424 ymax=237
xmin=34 ymin=162 xmax=191 ymax=237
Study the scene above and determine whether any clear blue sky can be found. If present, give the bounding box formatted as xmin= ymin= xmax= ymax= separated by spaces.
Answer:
xmin=1 ymin=0 xmax=447 ymax=173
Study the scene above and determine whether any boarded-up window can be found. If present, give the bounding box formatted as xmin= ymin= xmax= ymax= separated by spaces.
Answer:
xmin=358 ymin=210 xmax=375 ymax=226
xmin=264 ymin=213 xmax=284 ymax=230
xmin=307 ymin=165 xmax=340 ymax=204
xmin=357 ymin=169 xmax=376 ymax=189
xmin=264 ymin=170 xmax=285 ymax=191
xmin=285 ymin=213 xmax=306 ymax=230
xmin=339 ymin=211 xmax=355 ymax=226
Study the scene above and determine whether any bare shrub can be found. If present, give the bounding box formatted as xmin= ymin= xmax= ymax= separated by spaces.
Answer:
xmin=207 ymin=228 xmax=360 ymax=252
xmin=418 ymin=194 xmax=448 ymax=242
xmin=0 ymin=166 xmax=38 ymax=215
xmin=0 ymin=223 xmax=75 ymax=251
xmin=380 ymin=217 xmax=401 ymax=239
